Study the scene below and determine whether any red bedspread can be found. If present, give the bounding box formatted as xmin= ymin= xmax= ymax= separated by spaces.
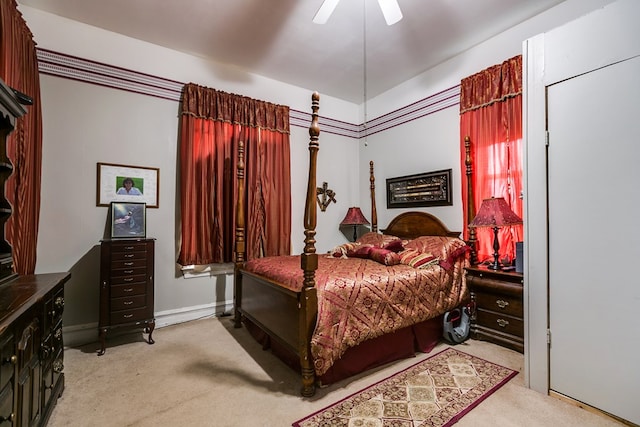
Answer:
xmin=242 ymin=239 xmax=469 ymax=376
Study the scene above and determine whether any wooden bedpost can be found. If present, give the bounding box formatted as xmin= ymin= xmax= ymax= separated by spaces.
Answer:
xmin=299 ymin=92 xmax=320 ymax=397
xmin=465 ymin=136 xmax=477 ymax=265
xmin=369 ymin=160 xmax=378 ymax=233
xmin=233 ymin=141 xmax=246 ymax=328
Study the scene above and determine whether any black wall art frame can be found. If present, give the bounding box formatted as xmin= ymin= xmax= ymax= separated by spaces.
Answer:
xmin=110 ymin=202 xmax=147 ymax=238
xmin=386 ymin=169 xmax=453 ymax=208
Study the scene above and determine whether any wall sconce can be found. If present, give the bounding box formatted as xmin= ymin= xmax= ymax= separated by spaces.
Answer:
xmin=340 ymin=207 xmax=370 ymax=242
xmin=468 ymin=197 xmax=522 ymax=270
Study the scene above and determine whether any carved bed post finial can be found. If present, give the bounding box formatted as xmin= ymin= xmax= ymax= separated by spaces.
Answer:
xmin=233 ymin=141 xmax=246 ymax=328
xmin=465 ymin=136 xmax=477 ymax=265
xmin=369 ymin=161 xmax=378 ymax=233
xmin=300 ymin=91 xmax=320 ymax=397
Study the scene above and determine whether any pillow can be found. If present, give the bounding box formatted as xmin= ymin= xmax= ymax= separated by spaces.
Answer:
xmin=346 ymin=244 xmax=374 ymax=259
xmin=329 ymin=242 xmax=360 ymax=258
xmin=404 ymin=236 xmax=467 ymax=260
xmin=383 ymin=239 xmax=404 ymax=253
xmin=398 ymin=249 xmax=439 ymax=269
xmin=356 ymin=232 xmax=402 ymax=248
xmin=368 ymin=247 xmax=401 ymax=266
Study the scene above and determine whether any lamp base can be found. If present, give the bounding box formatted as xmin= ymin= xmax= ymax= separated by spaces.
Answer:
xmin=487 ymin=261 xmax=502 ymax=271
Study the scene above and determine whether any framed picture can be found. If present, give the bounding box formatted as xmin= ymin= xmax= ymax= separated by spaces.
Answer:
xmin=111 ymin=202 xmax=146 ymax=238
xmin=97 ymin=162 xmax=159 ymax=208
xmin=386 ymin=169 xmax=453 ymax=208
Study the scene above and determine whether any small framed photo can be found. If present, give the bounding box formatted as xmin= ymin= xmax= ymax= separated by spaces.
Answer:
xmin=111 ymin=202 xmax=146 ymax=238
xmin=97 ymin=162 xmax=159 ymax=208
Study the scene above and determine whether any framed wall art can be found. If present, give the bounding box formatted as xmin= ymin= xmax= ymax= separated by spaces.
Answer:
xmin=110 ymin=202 xmax=146 ymax=238
xmin=97 ymin=162 xmax=159 ymax=208
xmin=386 ymin=169 xmax=453 ymax=208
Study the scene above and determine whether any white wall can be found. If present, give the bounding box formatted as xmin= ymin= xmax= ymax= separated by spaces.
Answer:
xmin=19 ymin=0 xmax=614 ymax=346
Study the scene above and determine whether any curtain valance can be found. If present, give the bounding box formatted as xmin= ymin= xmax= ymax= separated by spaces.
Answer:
xmin=459 ymin=55 xmax=522 ymax=114
xmin=180 ymin=83 xmax=290 ymax=134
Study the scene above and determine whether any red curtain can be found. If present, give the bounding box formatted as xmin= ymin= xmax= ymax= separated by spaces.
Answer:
xmin=177 ymin=83 xmax=291 ymax=265
xmin=460 ymin=55 xmax=523 ymax=263
xmin=0 ymin=0 xmax=42 ymax=274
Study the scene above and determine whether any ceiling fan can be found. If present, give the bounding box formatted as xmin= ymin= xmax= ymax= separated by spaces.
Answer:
xmin=313 ymin=0 xmax=403 ymax=26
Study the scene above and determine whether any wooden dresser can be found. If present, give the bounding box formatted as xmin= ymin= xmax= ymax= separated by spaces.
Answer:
xmin=98 ymin=238 xmax=155 ymax=356
xmin=466 ymin=266 xmax=524 ymax=353
xmin=0 ymin=273 xmax=70 ymax=426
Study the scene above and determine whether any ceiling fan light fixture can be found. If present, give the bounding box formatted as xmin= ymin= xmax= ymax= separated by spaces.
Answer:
xmin=377 ymin=0 xmax=403 ymax=25
xmin=313 ymin=0 xmax=403 ymax=26
xmin=313 ymin=0 xmax=340 ymax=24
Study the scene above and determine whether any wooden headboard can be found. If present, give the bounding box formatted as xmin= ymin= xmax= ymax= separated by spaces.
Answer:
xmin=382 ymin=211 xmax=461 ymax=239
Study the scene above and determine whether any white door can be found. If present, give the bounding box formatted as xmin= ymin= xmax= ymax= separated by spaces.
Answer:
xmin=547 ymin=55 xmax=640 ymax=424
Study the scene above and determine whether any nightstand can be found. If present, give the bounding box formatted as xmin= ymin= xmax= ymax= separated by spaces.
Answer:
xmin=465 ymin=266 xmax=524 ymax=353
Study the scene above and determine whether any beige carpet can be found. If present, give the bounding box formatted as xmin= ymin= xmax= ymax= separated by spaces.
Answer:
xmin=48 ymin=317 xmax=626 ymax=427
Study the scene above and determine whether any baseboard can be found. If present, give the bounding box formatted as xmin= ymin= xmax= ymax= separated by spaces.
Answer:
xmin=63 ymin=300 xmax=233 ymax=348
xmin=549 ymin=390 xmax=638 ymax=427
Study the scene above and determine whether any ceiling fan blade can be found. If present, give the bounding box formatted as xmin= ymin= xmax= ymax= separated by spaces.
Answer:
xmin=377 ymin=0 xmax=403 ymax=25
xmin=313 ymin=0 xmax=340 ymax=24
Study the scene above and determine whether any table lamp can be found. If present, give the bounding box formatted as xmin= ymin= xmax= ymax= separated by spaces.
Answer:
xmin=468 ymin=197 xmax=522 ymax=270
xmin=340 ymin=207 xmax=370 ymax=242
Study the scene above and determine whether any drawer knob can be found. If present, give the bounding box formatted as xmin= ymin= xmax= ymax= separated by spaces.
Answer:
xmin=0 ymin=413 xmax=15 ymax=423
xmin=496 ymin=318 xmax=510 ymax=328
xmin=496 ymin=299 xmax=509 ymax=309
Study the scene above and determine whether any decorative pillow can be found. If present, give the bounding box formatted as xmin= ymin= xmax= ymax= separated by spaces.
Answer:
xmin=383 ymin=239 xmax=404 ymax=253
xmin=346 ymin=244 xmax=374 ymax=259
xmin=368 ymin=247 xmax=401 ymax=266
xmin=356 ymin=232 xmax=402 ymax=248
xmin=398 ymin=249 xmax=439 ymax=269
xmin=404 ymin=236 xmax=467 ymax=260
xmin=329 ymin=242 xmax=360 ymax=258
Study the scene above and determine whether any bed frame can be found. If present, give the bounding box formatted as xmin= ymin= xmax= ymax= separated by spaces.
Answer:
xmin=233 ymin=92 xmax=474 ymax=396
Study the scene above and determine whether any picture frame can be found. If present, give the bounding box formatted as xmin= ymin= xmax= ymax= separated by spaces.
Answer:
xmin=386 ymin=169 xmax=453 ymax=208
xmin=97 ymin=162 xmax=159 ymax=208
xmin=110 ymin=202 xmax=146 ymax=238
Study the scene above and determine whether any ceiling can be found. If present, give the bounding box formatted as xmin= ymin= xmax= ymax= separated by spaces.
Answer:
xmin=17 ymin=0 xmax=566 ymax=104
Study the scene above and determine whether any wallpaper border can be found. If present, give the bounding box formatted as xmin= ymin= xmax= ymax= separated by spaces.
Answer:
xmin=37 ymin=48 xmax=460 ymax=140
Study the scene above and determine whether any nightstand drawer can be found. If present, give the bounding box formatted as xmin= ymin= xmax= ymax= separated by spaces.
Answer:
xmin=474 ymin=292 xmax=522 ymax=317
xmin=475 ymin=309 xmax=524 ymax=338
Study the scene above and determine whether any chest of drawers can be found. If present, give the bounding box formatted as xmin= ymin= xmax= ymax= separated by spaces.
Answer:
xmin=98 ymin=238 xmax=155 ymax=356
xmin=466 ymin=266 xmax=524 ymax=353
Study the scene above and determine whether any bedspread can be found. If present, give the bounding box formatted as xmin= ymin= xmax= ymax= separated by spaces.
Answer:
xmin=242 ymin=248 xmax=469 ymax=376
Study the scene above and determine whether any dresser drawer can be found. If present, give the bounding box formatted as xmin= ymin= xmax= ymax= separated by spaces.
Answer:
xmin=475 ymin=309 xmax=524 ymax=338
xmin=0 ymin=334 xmax=14 ymax=391
xmin=474 ymin=291 xmax=523 ymax=318
xmin=111 ymin=282 xmax=146 ymax=298
xmin=110 ymin=242 xmax=148 ymax=253
xmin=110 ymin=250 xmax=147 ymax=262
xmin=111 ymin=295 xmax=146 ymax=311
xmin=110 ymin=273 xmax=148 ymax=286
xmin=111 ymin=266 xmax=147 ymax=279
xmin=110 ymin=307 xmax=151 ymax=325
xmin=111 ymin=259 xmax=147 ymax=270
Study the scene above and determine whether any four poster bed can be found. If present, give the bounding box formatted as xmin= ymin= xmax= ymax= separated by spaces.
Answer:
xmin=233 ymin=92 xmax=471 ymax=396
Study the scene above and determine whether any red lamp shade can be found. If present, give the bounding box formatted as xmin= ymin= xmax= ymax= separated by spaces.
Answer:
xmin=468 ymin=197 xmax=522 ymax=228
xmin=340 ymin=207 xmax=370 ymax=226
xmin=468 ymin=197 xmax=522 ymax=270
xmin=340 ymin=207 xmax=370 ymax=242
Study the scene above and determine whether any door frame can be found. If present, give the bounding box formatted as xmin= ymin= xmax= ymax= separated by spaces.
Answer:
xmin=523 ymin=0 xmax=640 ymax=394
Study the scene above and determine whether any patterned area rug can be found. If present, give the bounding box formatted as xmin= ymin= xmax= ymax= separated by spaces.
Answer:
xmin=292 ymin=348 xmax=518 ymax=427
